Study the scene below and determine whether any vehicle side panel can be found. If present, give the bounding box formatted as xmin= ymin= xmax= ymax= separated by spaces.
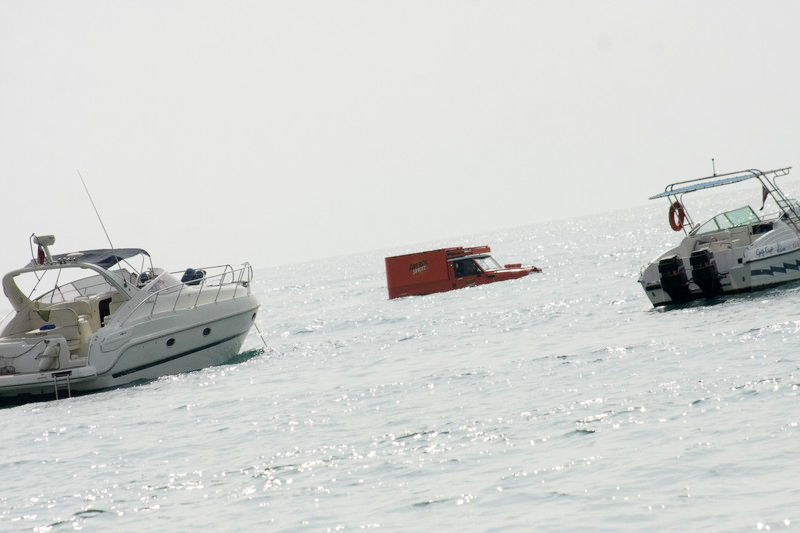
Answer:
xmin=386 ymin=250 xmax=452 ymax=299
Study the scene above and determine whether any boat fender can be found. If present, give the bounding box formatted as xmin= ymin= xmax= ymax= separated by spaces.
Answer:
xmin=669 ymin=201 xmax=685 ymax=231
xmin=36 ymin=340 xmax=61 ymax=371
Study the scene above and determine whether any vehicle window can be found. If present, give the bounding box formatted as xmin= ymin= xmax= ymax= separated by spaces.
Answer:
xmin=453 ymin=259 xmax=480 ymax=277
xmin=474 ymin=256 xmax=502 ymax=271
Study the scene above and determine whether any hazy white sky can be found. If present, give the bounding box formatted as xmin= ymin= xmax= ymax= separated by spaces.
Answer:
xmin=1 ymin=1 xmax=799 ymax=277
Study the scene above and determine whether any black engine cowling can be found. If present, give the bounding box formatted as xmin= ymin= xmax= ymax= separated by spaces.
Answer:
xmin=658 ymin=255 xmax=692 ymax=303
xmin=690 ymin=248 xmax=721 ymax=298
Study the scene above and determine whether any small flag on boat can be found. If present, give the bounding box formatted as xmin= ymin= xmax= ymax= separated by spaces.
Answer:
xmin=760 ymin=184 xmax=769 ymax=211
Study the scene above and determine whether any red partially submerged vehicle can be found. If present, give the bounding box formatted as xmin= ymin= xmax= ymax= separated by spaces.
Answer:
xmin=385 ymin=245 xmax=542 ymax=299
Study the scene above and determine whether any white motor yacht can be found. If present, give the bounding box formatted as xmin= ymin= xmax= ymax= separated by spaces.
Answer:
xmin=0 ymin=235 xmax=260 ymax=399
xmin=639 ymin=166 xmax=800 ymax=306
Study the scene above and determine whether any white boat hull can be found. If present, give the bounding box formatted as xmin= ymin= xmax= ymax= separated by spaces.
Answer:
xmin=640 ymin=221 xmax=800 ymax=306
xmin=84 ymin=304 xmax=257 ymax=390
xmin=749 ymin=250 xmax=800 ymax=287
xmin=0 ymin=366 xmax=98 ymax=398
xmin=0 ymin=302 xmax=257 ymax=398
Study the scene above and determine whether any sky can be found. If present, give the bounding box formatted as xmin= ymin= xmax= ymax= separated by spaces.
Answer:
xmin=2 ymin=1 xmax=800 ymax=278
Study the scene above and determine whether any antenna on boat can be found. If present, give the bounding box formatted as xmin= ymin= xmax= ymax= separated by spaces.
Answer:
xmin=712 ymin=158 xmax=716 ymax=176
xmin=78 ymin=170 xmax=115 ymax=249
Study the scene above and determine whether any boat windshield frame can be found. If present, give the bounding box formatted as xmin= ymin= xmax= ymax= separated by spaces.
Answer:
xmin=689 ymin=205 xmax=761 ymax=236
xmin=145 ymin=270 xmax=182 ymax=294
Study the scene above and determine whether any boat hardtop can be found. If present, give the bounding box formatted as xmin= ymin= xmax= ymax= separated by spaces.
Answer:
xmin=638 ymin=166 xmax=800 ymax=306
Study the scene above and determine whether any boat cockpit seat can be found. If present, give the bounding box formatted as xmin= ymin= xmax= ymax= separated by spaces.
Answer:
xmin=47 ymin=308 xmax=82 ymax=352
xmin=50 ymin=299 xmax=92 ymax=318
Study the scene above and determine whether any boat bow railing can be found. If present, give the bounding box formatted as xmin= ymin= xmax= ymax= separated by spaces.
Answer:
xmin=116 ymin=263 xmax=254 ymax=327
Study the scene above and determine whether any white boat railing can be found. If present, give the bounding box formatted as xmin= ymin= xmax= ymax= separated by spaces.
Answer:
xmin=117 ymin=263 xmax=253 ymax=326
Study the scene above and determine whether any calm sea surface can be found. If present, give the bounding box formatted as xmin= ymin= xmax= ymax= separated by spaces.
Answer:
xmin=2 ymin=196 xmax=799 ymax=532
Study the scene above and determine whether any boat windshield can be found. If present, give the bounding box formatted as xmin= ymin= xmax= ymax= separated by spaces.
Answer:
xmin=474 ymin=256 xmax=503 ymax=271
xmin=146 ymin=270 xmax=182 ymax=294
xmin=692 ymin=206 xmax=760 ymax=236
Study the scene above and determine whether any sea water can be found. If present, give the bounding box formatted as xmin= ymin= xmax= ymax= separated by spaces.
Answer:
xmin=1 ymin=197 xmax=799 ymax=531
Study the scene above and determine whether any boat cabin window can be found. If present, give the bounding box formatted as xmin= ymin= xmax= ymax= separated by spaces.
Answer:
xmin=474 ymin=256 xmax=502 ymax=271
xmin=453 ymin=259 xmax=481 ymax=277
xmin=692 ymin=206 xmax=760 ymax=236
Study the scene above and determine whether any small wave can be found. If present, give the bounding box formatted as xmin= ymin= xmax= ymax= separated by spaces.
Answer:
xmin=567 ymin=428 xmax=597 ymax=436
xmin=73 ymin=509 xmax=109 ymax=518
xmin=412 ymin=498 xmax=449 ymax=507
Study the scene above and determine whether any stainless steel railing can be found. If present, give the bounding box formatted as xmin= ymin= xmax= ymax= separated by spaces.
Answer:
xmin=116 ymin=263 xmax=253 ymax=326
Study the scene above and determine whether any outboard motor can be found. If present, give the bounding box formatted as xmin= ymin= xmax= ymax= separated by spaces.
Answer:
xmin=690 ymin=248 xmax=721 ymax=298
xmin=658 ymin=255 xmax=692 ymax=303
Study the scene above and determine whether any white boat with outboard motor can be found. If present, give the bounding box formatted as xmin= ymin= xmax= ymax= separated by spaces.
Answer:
xmin=0 ymin=235 xmax=260 ymax=399
xmin=639 ymin=166 xmax=800 ymax=306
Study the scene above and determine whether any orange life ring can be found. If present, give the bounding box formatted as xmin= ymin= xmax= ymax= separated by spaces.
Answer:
xmin=668 ymin=201 xmax=685 ymax=231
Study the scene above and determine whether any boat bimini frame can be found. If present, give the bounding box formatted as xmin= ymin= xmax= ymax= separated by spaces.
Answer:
xmin=650 ymin=167 xmax=799 ymax=234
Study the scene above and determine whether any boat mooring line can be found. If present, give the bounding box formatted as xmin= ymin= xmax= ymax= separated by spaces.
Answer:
xmin=252 ymin=321 xmax=270 ymax=352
